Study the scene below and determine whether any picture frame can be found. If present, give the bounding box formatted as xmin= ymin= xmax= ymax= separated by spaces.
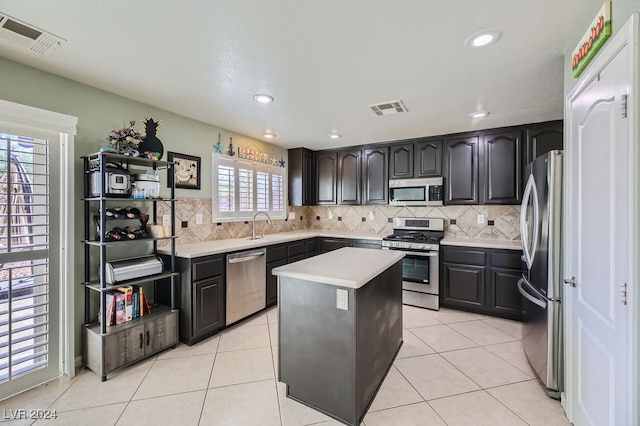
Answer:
xmin=168 ymin=152 xmax=201 ymax=190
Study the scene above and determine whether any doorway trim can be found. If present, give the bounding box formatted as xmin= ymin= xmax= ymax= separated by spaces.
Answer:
xmin=0 ymin=99 xmax=77 ymax=379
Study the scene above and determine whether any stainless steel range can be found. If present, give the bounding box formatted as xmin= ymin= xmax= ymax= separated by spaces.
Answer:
xmin=381 ymin=217 xmax=444 ymax=310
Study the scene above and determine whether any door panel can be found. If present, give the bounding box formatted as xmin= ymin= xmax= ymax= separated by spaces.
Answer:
xmin=566 ymin=24 xmax=633 ymax=425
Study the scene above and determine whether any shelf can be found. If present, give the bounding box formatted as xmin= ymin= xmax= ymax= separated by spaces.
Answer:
xmin=85 ymin=304 xmax=176 ymax=335
xmin=82 ymin=197 xmax=176 ymax=202
xmin=83 ymin=152 xmax=174 ymax=169
xmin=83 ymin=271 xmax=179 ymax=291
xmin=83 ymin=236 xmax=176 ymax=246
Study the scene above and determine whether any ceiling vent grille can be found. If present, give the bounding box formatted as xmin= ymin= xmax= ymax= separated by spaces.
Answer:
xmin=368 ymin=100 xmax=408 ymax=116
xmin=0 ymin=14 xmax=66 ymax=55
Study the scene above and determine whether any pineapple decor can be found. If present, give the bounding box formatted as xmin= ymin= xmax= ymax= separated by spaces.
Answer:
xmin=138 ymin=118 xmax=164 ymax=160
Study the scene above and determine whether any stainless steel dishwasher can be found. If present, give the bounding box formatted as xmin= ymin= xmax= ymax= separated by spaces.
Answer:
xmin=226 ymin=248 xmax=267 ymax=325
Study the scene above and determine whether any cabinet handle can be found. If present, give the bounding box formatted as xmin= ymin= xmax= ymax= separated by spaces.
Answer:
xmin=146 ymin=330 xmax=150 ymax=346
xmin=139 ymin=333 xmax=144 ymax=349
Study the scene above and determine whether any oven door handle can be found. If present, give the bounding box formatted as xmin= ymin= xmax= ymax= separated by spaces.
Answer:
xmin=383 ymin=248 xmax=438 ymax=257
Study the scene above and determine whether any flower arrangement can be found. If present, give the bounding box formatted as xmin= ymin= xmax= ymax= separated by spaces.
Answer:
xmin=107 ymin=121 xmax=144 ymax=148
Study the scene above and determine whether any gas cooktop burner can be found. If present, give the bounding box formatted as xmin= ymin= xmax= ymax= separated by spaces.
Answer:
xmin=384 ymin=232 xmax=443 ymax=244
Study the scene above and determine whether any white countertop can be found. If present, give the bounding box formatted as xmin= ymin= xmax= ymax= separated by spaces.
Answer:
xmin=441 ymin=237 xmax=522 ymax=251
xmin=159 ymin=230 xmax=384 ymax=258
xmin=272 ymin=247 xmax=404 ymax=289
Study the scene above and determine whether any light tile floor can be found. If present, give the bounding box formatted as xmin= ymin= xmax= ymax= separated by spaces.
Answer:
xmin=0 ymin=306 xmax=571 ymax=425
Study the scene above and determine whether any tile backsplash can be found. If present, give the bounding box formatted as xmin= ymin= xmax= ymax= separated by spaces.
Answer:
xmin=157 ymin=198 xmax=521 ymax=246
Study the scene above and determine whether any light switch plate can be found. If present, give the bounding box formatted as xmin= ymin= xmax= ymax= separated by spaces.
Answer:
xmin=288 ymin=211 xmax=296 ymax=220
xmin=369 ymin=210 xmax=375 ymax=220
xmin=328 ymin=210 xmax=334 ymax=219
xmin=477 ymin=214 xmax=485 ymax=224
xmin=336 ymin=289 xmax=348 ymax=311
xmin=162 ymin=215 xmax=171 ymax=226
xmin=195 ymin=213 xmax=203 ymax=224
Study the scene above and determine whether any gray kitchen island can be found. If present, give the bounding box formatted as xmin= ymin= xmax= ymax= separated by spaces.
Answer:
xmin=272 ymin=247 xmax=404 ymax=426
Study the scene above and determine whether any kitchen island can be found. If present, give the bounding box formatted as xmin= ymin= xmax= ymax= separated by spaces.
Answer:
xmin=272 ymin=247 xmax=404 ymax=426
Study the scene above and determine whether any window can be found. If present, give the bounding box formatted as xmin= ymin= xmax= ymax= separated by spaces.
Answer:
xmin=212 ymin=154 xmax=287 ymax=221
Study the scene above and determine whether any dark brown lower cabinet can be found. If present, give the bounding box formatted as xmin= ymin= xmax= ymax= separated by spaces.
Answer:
xmin=441 ymin=245 xmax=523 ymax=320
xmin=158 ymin=254 xmax=225 ymax=345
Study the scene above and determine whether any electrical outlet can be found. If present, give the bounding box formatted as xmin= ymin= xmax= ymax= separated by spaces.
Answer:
xmin=336 ymin=289 xmax=348 ymax=311
xmin=195 ymin=213 xmax=203 ymax=225
xmin=162 ymin=215 xmax=171 ymax=227
xmin=369 ymin=210 xmax=375 ymax=220
xmin=328 ymin=210 xmax=334 ymax=219
xmin=477 ymin=214 xmax=485 ymax=224
xmin=288 ymin=211 xmax=296 ymax=220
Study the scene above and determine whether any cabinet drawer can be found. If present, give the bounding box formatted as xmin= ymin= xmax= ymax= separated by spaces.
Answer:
xmin=287 ymin=241 xmax=306 ymax=257
xmin=490 ymin=251 xmax=524 ymax=270
xmin=441 ymin=248 xmax=486 ymax=266
xmin=267 ymin=244 xmax=287 ymax=263
xmin=192 ymin=257 xmax=223 ymax=281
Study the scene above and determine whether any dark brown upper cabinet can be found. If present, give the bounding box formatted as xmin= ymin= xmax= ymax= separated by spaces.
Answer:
xmin=363 ymin=147 xmax=389 ymax=205
xmin=524 ymin=120 xmax=563 ymax=167
xmin=316 ymin=151 xmax=337 ymax=205
xmin=337 ymin=149 xmax=362 ymax=205
xmin=481 ymin=130 xmax=522 ymax=204
xmin=443 ymin=136 xmax=479 ymax=204
xmin=288 ymin=148 xmax=315 ymax=206
xmin=414 ymin=139 xmax=443 ymax=177
xmin=389 ymin=144 xmax=414 ymax=179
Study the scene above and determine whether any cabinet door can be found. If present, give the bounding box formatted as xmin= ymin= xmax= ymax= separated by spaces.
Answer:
xmin=414 ymin=139 xmax=443 ymax=177
xmin=337 ymin=149 xmax=362 ymax=205
xmin=267 ymin=258 xmax=287 ymax=306
xmin=287 ymin=148 xmax=316 ymax=206
xmin=363 ymin=147 xmax=389 ymax=204
xmin=444 ymin=136 xmax=479 ymax=204
xmin=488 ymin=268 xmax=523 ymax=319
xmin=316 ymin=151 xmax=337 ymax=205
xmin=441 ymin=263 xmax=485 ymax=309
xmin=146 ymin=311 xmax=178 ymax=355
xmin=103 ymin=324 xmax=145 ymax=374
xmin=193 ymin=276 xmax=224 ymax=338
xmin=302 ymin=149 xmax=316 ymax=205
xmin=482 ymin=130 xmax=522 ymax=204
xmin=389 ymin=144 xmax=414 ymax=179
xmin=524 ymin=121 xmax=563 ymax=166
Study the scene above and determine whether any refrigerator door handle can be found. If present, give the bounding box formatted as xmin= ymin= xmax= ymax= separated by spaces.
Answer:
xmin=520 ymin=174 xmax=539 ymax=270
xmin=518 ymin=275 xmax=547 ymax=309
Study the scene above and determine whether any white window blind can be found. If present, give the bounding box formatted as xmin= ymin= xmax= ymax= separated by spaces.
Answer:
xmin=0 ymin=133 xmax=51 ymax=384
xmin=213 ymin=156 xmax=235 ymax=219
xmin=212 ymin=153 xmax=287 ymax=221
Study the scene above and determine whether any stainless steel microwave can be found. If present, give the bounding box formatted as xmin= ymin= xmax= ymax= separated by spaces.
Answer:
xmin=389 ymin=177 xmax=444 ymax=206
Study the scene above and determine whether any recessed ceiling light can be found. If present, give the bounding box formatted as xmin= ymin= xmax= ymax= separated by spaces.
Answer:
xmin=253 ymin=94 xmax=274 ymax=104
xmin=263 ymin=132 xmax=276 ymax=139
xmin=465 ymin=29 xmax=502 ymax=48
xmin=469 ymin=110 xmax=489 ymax=118
xmin=328 ymin=133 xmax=342 ymax=139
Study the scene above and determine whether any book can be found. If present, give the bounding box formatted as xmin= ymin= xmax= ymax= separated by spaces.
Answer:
xmin=117 ymin=286 xmax=133 ymax=322
xmin=138 ymin=286 xmax=145 ymax=317
xmin=132 ymin=291 xmax=138 ymax=319
xmin=115 ymin=291 xmax=126 ymax=325
xmin=98 ymin=291 xmax=117 ymax=326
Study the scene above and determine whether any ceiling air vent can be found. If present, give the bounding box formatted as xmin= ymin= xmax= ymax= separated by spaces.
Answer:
xmin=368 ymin=100 xmax=408 ymax=116
xmin=0 ymin=13 xmax=66 ymax=55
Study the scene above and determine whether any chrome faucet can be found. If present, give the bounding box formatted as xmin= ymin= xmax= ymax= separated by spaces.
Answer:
xmin=251 ymin=211 xmax=272 ymax=240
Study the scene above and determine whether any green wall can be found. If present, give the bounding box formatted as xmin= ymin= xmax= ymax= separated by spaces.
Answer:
xmin=0 ymin=56 xmax=286 ymax=359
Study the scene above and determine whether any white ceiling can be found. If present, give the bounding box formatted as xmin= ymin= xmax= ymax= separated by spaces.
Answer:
xmin=0 ymin=1 xmax=589 ymax=151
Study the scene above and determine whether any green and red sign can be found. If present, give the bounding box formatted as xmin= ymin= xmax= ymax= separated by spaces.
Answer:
xmin=572 ymin=1 xmax=611 ymax=78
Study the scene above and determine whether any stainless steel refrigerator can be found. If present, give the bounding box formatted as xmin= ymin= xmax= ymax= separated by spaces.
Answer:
xmin=518 ymin=150 xmax=563 ymax=399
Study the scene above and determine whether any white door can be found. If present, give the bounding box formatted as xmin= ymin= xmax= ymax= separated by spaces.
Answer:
xmin=0 ymin=124 xmax=61 ymax=399
xmin=565 ymin=17 xmax=636 ymax=426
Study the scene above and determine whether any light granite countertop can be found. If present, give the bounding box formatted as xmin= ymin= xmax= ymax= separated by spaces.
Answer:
xmin=158 ymin=230 xmax=384 ymax=258
xmin=272 ymin=247 xmax=405 ymax=289
xmin=441 ymin=237 xmax=522 ymax=251
xmin=158 ymin=230 xmax=522 ymax=258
